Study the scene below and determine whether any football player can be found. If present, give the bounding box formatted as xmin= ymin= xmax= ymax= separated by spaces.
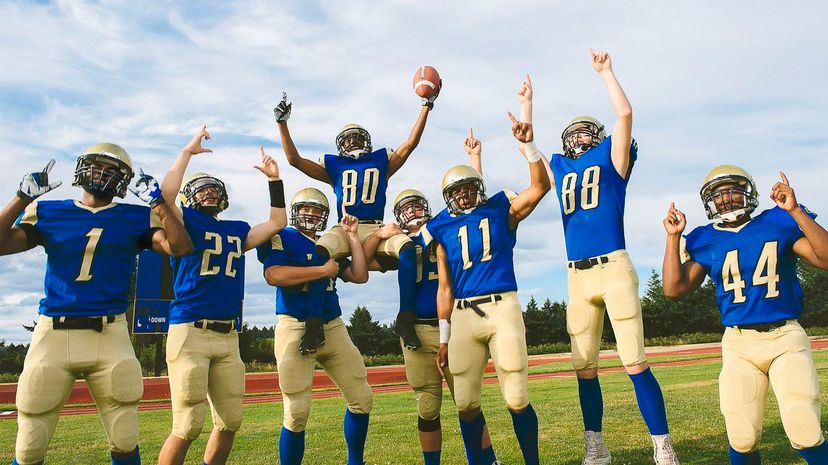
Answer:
xmin=526 ymin=52 xmax=678 ymax=463
xmin=0 ymin=145 xmax=192 ymax=465
xmin=257 ymin=188 xmax=372 ymax=465
xmin=155 ymin=126 xmax=288 ymax=465
xmin=662 ymin=166 xmax=828 ymax=464
xmin=273 ymin=85 xmax=440 ymax=354
xmin=427 ymin=103 xmax=551 ymax=465
xmin=361 ymin=130 xmax=500 ymax=465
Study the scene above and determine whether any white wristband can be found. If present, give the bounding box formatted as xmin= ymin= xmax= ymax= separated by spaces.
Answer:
xmin=519 ymin=140 xmax=543 ymax=163
xmin=439 ymin=319 xmax=451 ymax=344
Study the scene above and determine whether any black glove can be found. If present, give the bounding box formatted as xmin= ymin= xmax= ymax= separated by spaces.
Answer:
xmin=299 ymin=316 xmax=325 ymax=355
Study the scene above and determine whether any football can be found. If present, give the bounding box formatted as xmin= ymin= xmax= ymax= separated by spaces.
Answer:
xmin=412 ymin=65 xmax=440 ymax=98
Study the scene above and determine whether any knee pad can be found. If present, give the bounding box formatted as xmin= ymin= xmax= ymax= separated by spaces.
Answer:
xmin=284 ymin=395 xmax=312 ymax=432
xmin=109 ymin=359 xmax=143 ymax=404
xmin=348 ymin=387 xmax=373 ymax=415
xmin=418 ymin=415 xmax=441 ymax=432
xmin=415 ymin=390 xmax=442 ymax=421
xmin=16 ymin=365 xmax=68 ymax=415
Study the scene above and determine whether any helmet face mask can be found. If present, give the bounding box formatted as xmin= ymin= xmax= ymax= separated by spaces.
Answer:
xmin=561 ymin=117 xmax=605 ymax=159
xmin=394 ymin=195 xmax=431 ymax=231
xmin=700 ymin=165 xmax=759 ymax=223
xmin=336 ymin=125 xmax=372 ymax=158
xmin=181 ymin=175 xmax=229 ymax=214
xmin=290 ymin=188 xmax=330 ymax=232
xmin=441 ymin=165 xmax=487 ymax=215
xmin=73 ymin=144 xmax=135 ymax=199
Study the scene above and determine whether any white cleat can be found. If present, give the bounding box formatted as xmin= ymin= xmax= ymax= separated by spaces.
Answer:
xmin=582 ymin=431 xmax=611 ymax=465
xmin=652 ymin=434 xmax=680 ymax=465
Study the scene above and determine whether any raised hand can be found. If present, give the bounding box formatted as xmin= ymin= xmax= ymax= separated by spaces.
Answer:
xmin=182 ymin=125 xmax=213 ymax=157
xmin=463 ymin=128 xmax=481 ymax=157
xmin=376 ymin=223 xmax=403 ymax=240
xmin=129 ymin=168 xmax=165 ymax=207
xmin=517 ymin=74 xmax=533 ymax=104
xmin=590 ymin=48 xmax=613 ymax=73
xmin=770 ymin=171 xmax=798 ymax=211
xmin=423 ymin=79 xmax=443 ymax=108
xmin=663 ymin=202 xmax=687 ymax=236
xmin=508 ymin=111 xmax=534 ymax=143
xmin=322 ymin=259 xmax=340 ymax=279
xmin=340 ymin=204 xmax=359 ymax=237
xmin=254 ymin=146 xmax=280 ymax=180
xmin=274 ymin=92 xmax=292 ymax=124
xmin=18 ymin=159 xmax=62 ymax=200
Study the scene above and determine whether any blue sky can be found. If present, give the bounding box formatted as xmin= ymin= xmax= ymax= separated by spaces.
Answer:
xmin=1 ymin=1 xmax=827 ymax=343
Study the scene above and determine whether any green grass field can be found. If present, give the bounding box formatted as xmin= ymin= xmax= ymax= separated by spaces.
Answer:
xmin=1 ymin=351 xmax=826 ymax=464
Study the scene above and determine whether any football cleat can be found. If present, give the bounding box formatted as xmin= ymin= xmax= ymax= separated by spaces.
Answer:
xmin=699 ymin=164 xmax=759 ymax=223
xmin=582 ymin=431 xmax=611 ymax=465
xmin=393 ymin=312 xmax=421 ymax=350
xmin=652 ymin=434 xmax=680 ymax=465
xmin=290 ymin=188 xmax=330 ymax=232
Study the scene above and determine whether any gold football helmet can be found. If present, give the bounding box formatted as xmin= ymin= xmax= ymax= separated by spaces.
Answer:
xmin=336 ymin=123 xmax=372 ymax=158
xmin=700 ymin=164 xmax=759 ymax=222
xmin=291 ymin=188 xmax=330 ymax=231
xmin=561 ymin=116 xmax=606 ymax=159
xmin=393 ymin=189 xmax=432 ymax=230
xmin=73 ymin=143 xmax=135 ymax=198
xmin=441 ymin=165 xmax=486 ymax=215
xmin=180 ymin=172 xmax=229 ymax=213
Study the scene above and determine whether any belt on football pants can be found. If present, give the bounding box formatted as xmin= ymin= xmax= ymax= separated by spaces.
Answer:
xmin=52 ymin=315 xmax=116 ymax=332
xmin=414 ymin=318 xmax=439 ymax=326
xmin=568 ymin=255 xmax=610 ymax=270
xmin=193 ymin=320 xmax=234 ymax=334
xmin=456 ymin=294 xmax=503 ymax=318
xmin=731 ymin=320 xmax=789 ymax=332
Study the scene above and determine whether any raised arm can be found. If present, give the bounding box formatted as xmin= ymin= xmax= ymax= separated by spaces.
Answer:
xmin=591 ymin=49 xmax=633 ymax=179
xmin=364 ymin=223 xmax=403 ymax=271
xmin=435 ymin=242 xmax=453 ymax=377
xmin=0 ymin=160 xmax=62 ymax=255
xmin=274 ymin=93 xmax=331 ymax=184
xmin=160 ymin=125 xmax=213 ymax=222
xmin=772 ymin=172 xmax=828 ymax=270
xmin=661 ymin=202 xmax=706 ymax=298
xmin=130 ymin=170 xmax=193 ymax=257
xmin=507 ymin=112 xmax=551 ymax=229
xmin=339 ymin=212 xmax=369 ymax=283
xmin=463 ymin=128 xmax=482 ymax=175
xmin=244 ymin=147 xmax=288 ymax=251
xmin=387 ymin=84 xmax=441 ymax=177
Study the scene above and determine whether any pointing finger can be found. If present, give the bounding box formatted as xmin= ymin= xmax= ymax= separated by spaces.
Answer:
xmin=43 ymin=159 xmax=56 ymax=173
xmin=779 ymin=171 xmax=789 ymax=186
xmin=507 ymin=111 xmax=518 ymax=125
xmin=525 ymin=73 xmax=532 ymax=87
xmin=469 ymin=128 xmax=474 ymax=140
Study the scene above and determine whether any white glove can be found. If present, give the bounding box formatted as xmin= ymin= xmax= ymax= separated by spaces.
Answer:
xmin=18 ymin=159 xmax=62 ymax=200
xmin=274 ymin=92 xmax=292 ymax=123
xmin=128 ymin=168 xmax=165 ymax=207
xmin=422 ymin=79 xmax=442 ymax=109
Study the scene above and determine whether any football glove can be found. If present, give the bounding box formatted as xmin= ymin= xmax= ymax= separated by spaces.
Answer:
xmin=17 ymin=159 xmax=62 ymax=201
xmin=274 ymin=92 xmax=292 ymax=124
xmin=299 ymin=316 xmax=325 ymax=355
xmin=422 ymin=79 xmax=442 ymax=109
xmin=128 ymin=168 xmax=165 ymax=207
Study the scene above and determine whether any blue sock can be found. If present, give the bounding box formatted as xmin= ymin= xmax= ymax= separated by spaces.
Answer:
xmin=110 ymin=446 xmax=140 ymax=465
xmin=279 ymin=426 xmax=306 ymax=465
xmin=799 ymin=441 xmax=828 ymax=464
xmin=344 ymin=409 xmax=369 ymax=465
xmin=423 ymin=450 xmax=441 ymax=465
xmin=729 ymin=447 xmax=761 ymax=465
xmin=11 ymin=459 xmax=19 ymax=465
xmin=482 ymin=445 xmax=497 ymax=464
xmin=577 ymin=376 xmax=604 ymax=432
xmin=629 ymin=368 xmax=669 ymax=435
xmin=397 ymin=247 xmax=417 ymax=313
xmin=459 ymin=412 xmax=485 ymax=465
xmin=510 ymin=404 xmax=539 ymax=465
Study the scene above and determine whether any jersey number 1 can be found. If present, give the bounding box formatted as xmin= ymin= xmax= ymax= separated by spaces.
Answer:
xmin=76 ymin=228 xmax=104 ymax=282
xmin=721 ymin=241 xmax=780 ymax=304
xmin=457 ymin=219 xmax=492 ymax=270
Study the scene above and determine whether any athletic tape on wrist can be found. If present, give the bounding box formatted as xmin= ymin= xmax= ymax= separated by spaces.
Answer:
xmin=439 ymin=319 xmax=451 ymax=344
xmin=269 ymin=180 xmax=285 ymax=208
xmin=520 ymin=140 xmax=543 ymax=163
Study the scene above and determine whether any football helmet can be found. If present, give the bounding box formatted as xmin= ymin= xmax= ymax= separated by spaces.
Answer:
xmin=700 ymin=164 xmax=759 ymax=223
xmin=336 ymin=124 xmax=372 ymax=158
xmin=561 ymin=116 xmax=606 ymax=159
xmin=393 ymin=189 xmax=432 ymax=230
xmin=180 ymin=172 xmax=229 ymax=213
xmin=291 ymin=187 xmax=330 ymax=231
xmin=441 ymin=165 xmax=486 ymax=215
xmin=73 ymin=143 xmax=135 ymax=198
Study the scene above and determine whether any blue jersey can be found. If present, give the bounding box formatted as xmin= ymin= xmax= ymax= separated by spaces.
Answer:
xmin=423 ymin=191 xmax=518 ymax=298
xmin=256 ymin=227 xmax=350 ymax=322
xmin=168 ymin=207 xmax=251 ymax=324
xmin=15 ymin=200 xmax=155 ymax=317
xmin=321 ymin=148 xmax=391 ymax=222
xmin=411 ymin=230 xmax=439 ymax=319
xmin=550 ymin=136 xmax=638 ymax=260
xmin=683 ymin=206 xmax=815 ymax=326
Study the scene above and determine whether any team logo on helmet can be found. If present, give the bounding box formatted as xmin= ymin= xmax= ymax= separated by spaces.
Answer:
xmin=291 ymin=188 xmax=330 ymax=232
xmin=393 ymin=189 xmax=432 ymax=231
xmin=561 ymin=116 xmax=606 ymax=159
xmin=180 ymin=172 xmax=229 ymax=214
xmin=441 ymin=165 xmax=486 ymax=215
xmin=336 ymin=124 xmax=372 ymax=158
xmin=72 ymin=143 xmax=135 ymax=198
xmin=700 ymin=164 xmax=759 ymax=223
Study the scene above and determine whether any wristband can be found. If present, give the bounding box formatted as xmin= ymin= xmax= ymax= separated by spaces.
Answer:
xmin=269 ymin=179 xmax=285 ymax=208
xmin=519 ymin=140 xmax=543 ymax=163
xmin=439 ymin=319 xmax=451 ymax=344
xmin=149 ymin=193 xmax=166 ymax=208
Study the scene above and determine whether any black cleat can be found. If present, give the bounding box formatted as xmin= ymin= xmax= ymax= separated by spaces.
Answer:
xmin=299 ymin=317 xmax=325 ymax=355
xmin=393 ymin=312 xmax=421 ymax=350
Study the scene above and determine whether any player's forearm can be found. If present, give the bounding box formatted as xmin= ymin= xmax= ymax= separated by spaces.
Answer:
xmin=600 ymin=69 xmax=632 ymax=120
xmin=346 ymin=234 xmax=369 ymax=283
xmin=160 ymin=151 xmax=192 ymax=203
xmin=662 ymin=235 xmax=689 ymax=298
xmin=0 ymin=195 xmax=29 ymax=252
xmin=154 ymin=202 xmax=193 ymax=256
xmin=469 ymin=153 xmax=482 ymax=175
xmin=396 ymin=106 xmax=431 ymax=159
xmin=265 ymin=265 xmax=329 ymax=287
xmin=278 ymin=123 xmax=304 ymax=167
xmin=791 ymin=207 xmax=828 ymax=266
xmin=361 ymin=231 xmax=382 ymax=264
xmin=519 ymin=101 xmax=533 ymax=125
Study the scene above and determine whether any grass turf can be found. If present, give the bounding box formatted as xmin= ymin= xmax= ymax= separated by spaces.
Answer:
xmin=1 ymin=351 xmax=826 ymax=464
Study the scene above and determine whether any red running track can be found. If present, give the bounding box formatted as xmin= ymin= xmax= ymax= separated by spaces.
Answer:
xmin=1 ymin=340 xmax=825 ymax=420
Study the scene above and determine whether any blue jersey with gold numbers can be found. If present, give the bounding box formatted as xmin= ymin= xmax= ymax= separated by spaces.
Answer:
xmin=550 ymin=136 xmax=638 ymax=260
xmin=257 ymin=227 xmax=350 ymax=322
xmin=411 ymin=230 xmax=439 ymax=318
xmin=423 ymin=191 xmax=518 ymax=298
xmin=168 ymin=207 xmax=251 ymax=324
xmin=683 ymin=206 xmax=816 ymax=326
xmin=321 ymin=148 xmax=391 ymax=222
xmin=15 ymin=200 xmax=155 ymax=317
